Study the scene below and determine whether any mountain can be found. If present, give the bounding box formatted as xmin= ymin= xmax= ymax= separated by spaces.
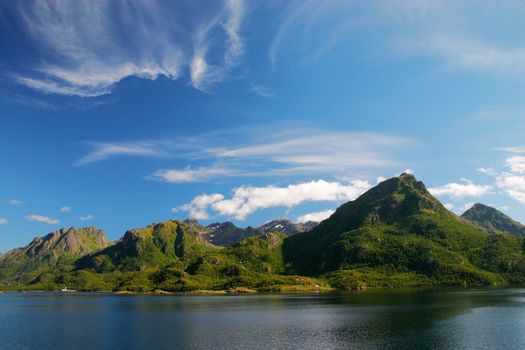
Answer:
xmin=283 ymin=173 xmax=525 ymax=287
xmin=0 ymin=226 xmax=110 ymax=281
xmin=75 ymin=220 xmax=321 ymax=292
xmin=3 ymin=174 xmax=525 ymax=292
xmin=461 ymin=203 xmax=525 ymax=236
xmin=205 ymin=222 xmax=260 ymax=246
xmin=77 ymin=219 xmax=217 ymax=272
xmin=257 ymin=218 xmax=318 ymax=235
xmin=205 ymin=218 xmax=318 ymax=246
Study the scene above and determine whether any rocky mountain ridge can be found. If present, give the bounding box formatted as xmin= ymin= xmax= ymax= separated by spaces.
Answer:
xmin=205 ymin=218 xmax=318 ymax=246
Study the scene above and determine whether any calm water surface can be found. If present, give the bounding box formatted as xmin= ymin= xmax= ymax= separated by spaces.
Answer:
xmin=1 ymin=288 xmax=525 ymax=349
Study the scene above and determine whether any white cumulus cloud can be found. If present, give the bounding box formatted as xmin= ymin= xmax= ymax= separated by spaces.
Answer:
xmin=180 ymin=179 xmax=371 ymax=220
xmin=296 ymin=209 xmax=335 ymax=223
xmin=506 ymin=156 xmax=525 ymax=174
xmin=429 ymin=179 xmax=492 ymax=199
xmin=180 ymin=194 xmax=226 ymax=220
xmin=476 ymin=151 xmax=525 ymax=205
xmin=0 ymin=218 xmax=7 ymax=224
xmin=443 ymin=203 xmax=455 ymax=210
xmin=60 ymin=206 xmax=71 ymax=213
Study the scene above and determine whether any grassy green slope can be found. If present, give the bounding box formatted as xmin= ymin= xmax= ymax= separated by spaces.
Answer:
xmin=76 ymin=219 xmax=218 ymax=272
xmin=283 ymin=174 xmax=525 ymax=288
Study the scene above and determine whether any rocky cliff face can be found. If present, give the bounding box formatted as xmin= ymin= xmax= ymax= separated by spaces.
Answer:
xmin=25 ymin=226 xmax=110 ymax=258
xmin=0 ymin=226 xmax=110 ymax=279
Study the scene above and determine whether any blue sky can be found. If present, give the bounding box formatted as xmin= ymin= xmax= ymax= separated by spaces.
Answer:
xmin=1 ymin=0 xmax=525 ymax=251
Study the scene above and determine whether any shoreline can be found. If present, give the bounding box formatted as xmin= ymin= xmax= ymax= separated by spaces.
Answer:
xmin=0 ymin=284 xmax=521 ymax=296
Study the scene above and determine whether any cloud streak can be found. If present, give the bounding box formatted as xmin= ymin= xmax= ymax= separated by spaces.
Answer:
xmin=78 ymin=126 xmax=413 ymax=179
xmin=26 ymin=214 xmax=59 ymax=225
xmin=75 ymin=141 xmax=169 ymax=166
xmin=151 ymin=167 xmax=239 ymax=183
xmin=79 ymin=214 xmax=93 ymax=221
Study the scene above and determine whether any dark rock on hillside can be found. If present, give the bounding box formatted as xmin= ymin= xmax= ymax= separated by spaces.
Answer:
xmin=205 ymin=218 xmax=319 ymax=246
xmin=257 ymin=218 xmax=318 ymax=235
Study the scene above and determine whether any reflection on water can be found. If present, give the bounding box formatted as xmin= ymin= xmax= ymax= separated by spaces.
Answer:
xmin=1 ymin=288 xmax=525 ymax=349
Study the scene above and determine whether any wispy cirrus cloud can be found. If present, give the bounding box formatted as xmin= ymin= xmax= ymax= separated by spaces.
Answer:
xmin=399 ymin=36 xmax=525 ymax=74
xmin=180 ymin=179 xmax=371 ymax=220
xmin=77 ymin=125 xmax=413 ymax=180
xmin=269 ymin=0 xmax=356 ymax=65
xmin=2 ymin=0 xmax=245 ymax=97
xmin=75 ymin=141 xmax=170 ymax=166
xmin=26 ymin=214 xmax=59 ymax=225
xmin=205 ymin=129 xmax=411 ymax=175
xmin=249 ymin=83 xmax=275 ymax=97
xmin=269 ymin=0 xmax=525 ymax=76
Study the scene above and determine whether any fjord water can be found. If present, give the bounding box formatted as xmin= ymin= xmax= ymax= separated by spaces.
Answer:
xmin=1 ymin=289 xmax=524 ymax=350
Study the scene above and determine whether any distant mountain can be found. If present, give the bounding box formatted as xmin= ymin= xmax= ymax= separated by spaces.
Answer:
xmin=257 ymin=218 xmax=318 ymax=235
xmin=283 ymin=173 xmax=525 ymax=287
xmin=461 ymin=203 xmax=525 ymax=236
xmin=205 ymin=218 xmax=318 ymax=246
xmin=0 ymin=226 xmax=110 ymax=281
xmin=205 ymin=222 xmax=260 ymax=246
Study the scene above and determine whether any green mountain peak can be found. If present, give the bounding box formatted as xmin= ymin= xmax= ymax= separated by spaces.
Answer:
xmin=462 ymin=203 xmax=525 ymax=236
xmin=77 ymin=219 xmax=216 ymax=272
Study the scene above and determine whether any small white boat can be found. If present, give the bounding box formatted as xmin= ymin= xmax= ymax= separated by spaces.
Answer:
xmin=61 ymin=286 xmax=77 ymax=292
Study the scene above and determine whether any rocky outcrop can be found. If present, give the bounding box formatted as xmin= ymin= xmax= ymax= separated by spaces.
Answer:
xmin=205 ymin=218 xmax=319 ymax=246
